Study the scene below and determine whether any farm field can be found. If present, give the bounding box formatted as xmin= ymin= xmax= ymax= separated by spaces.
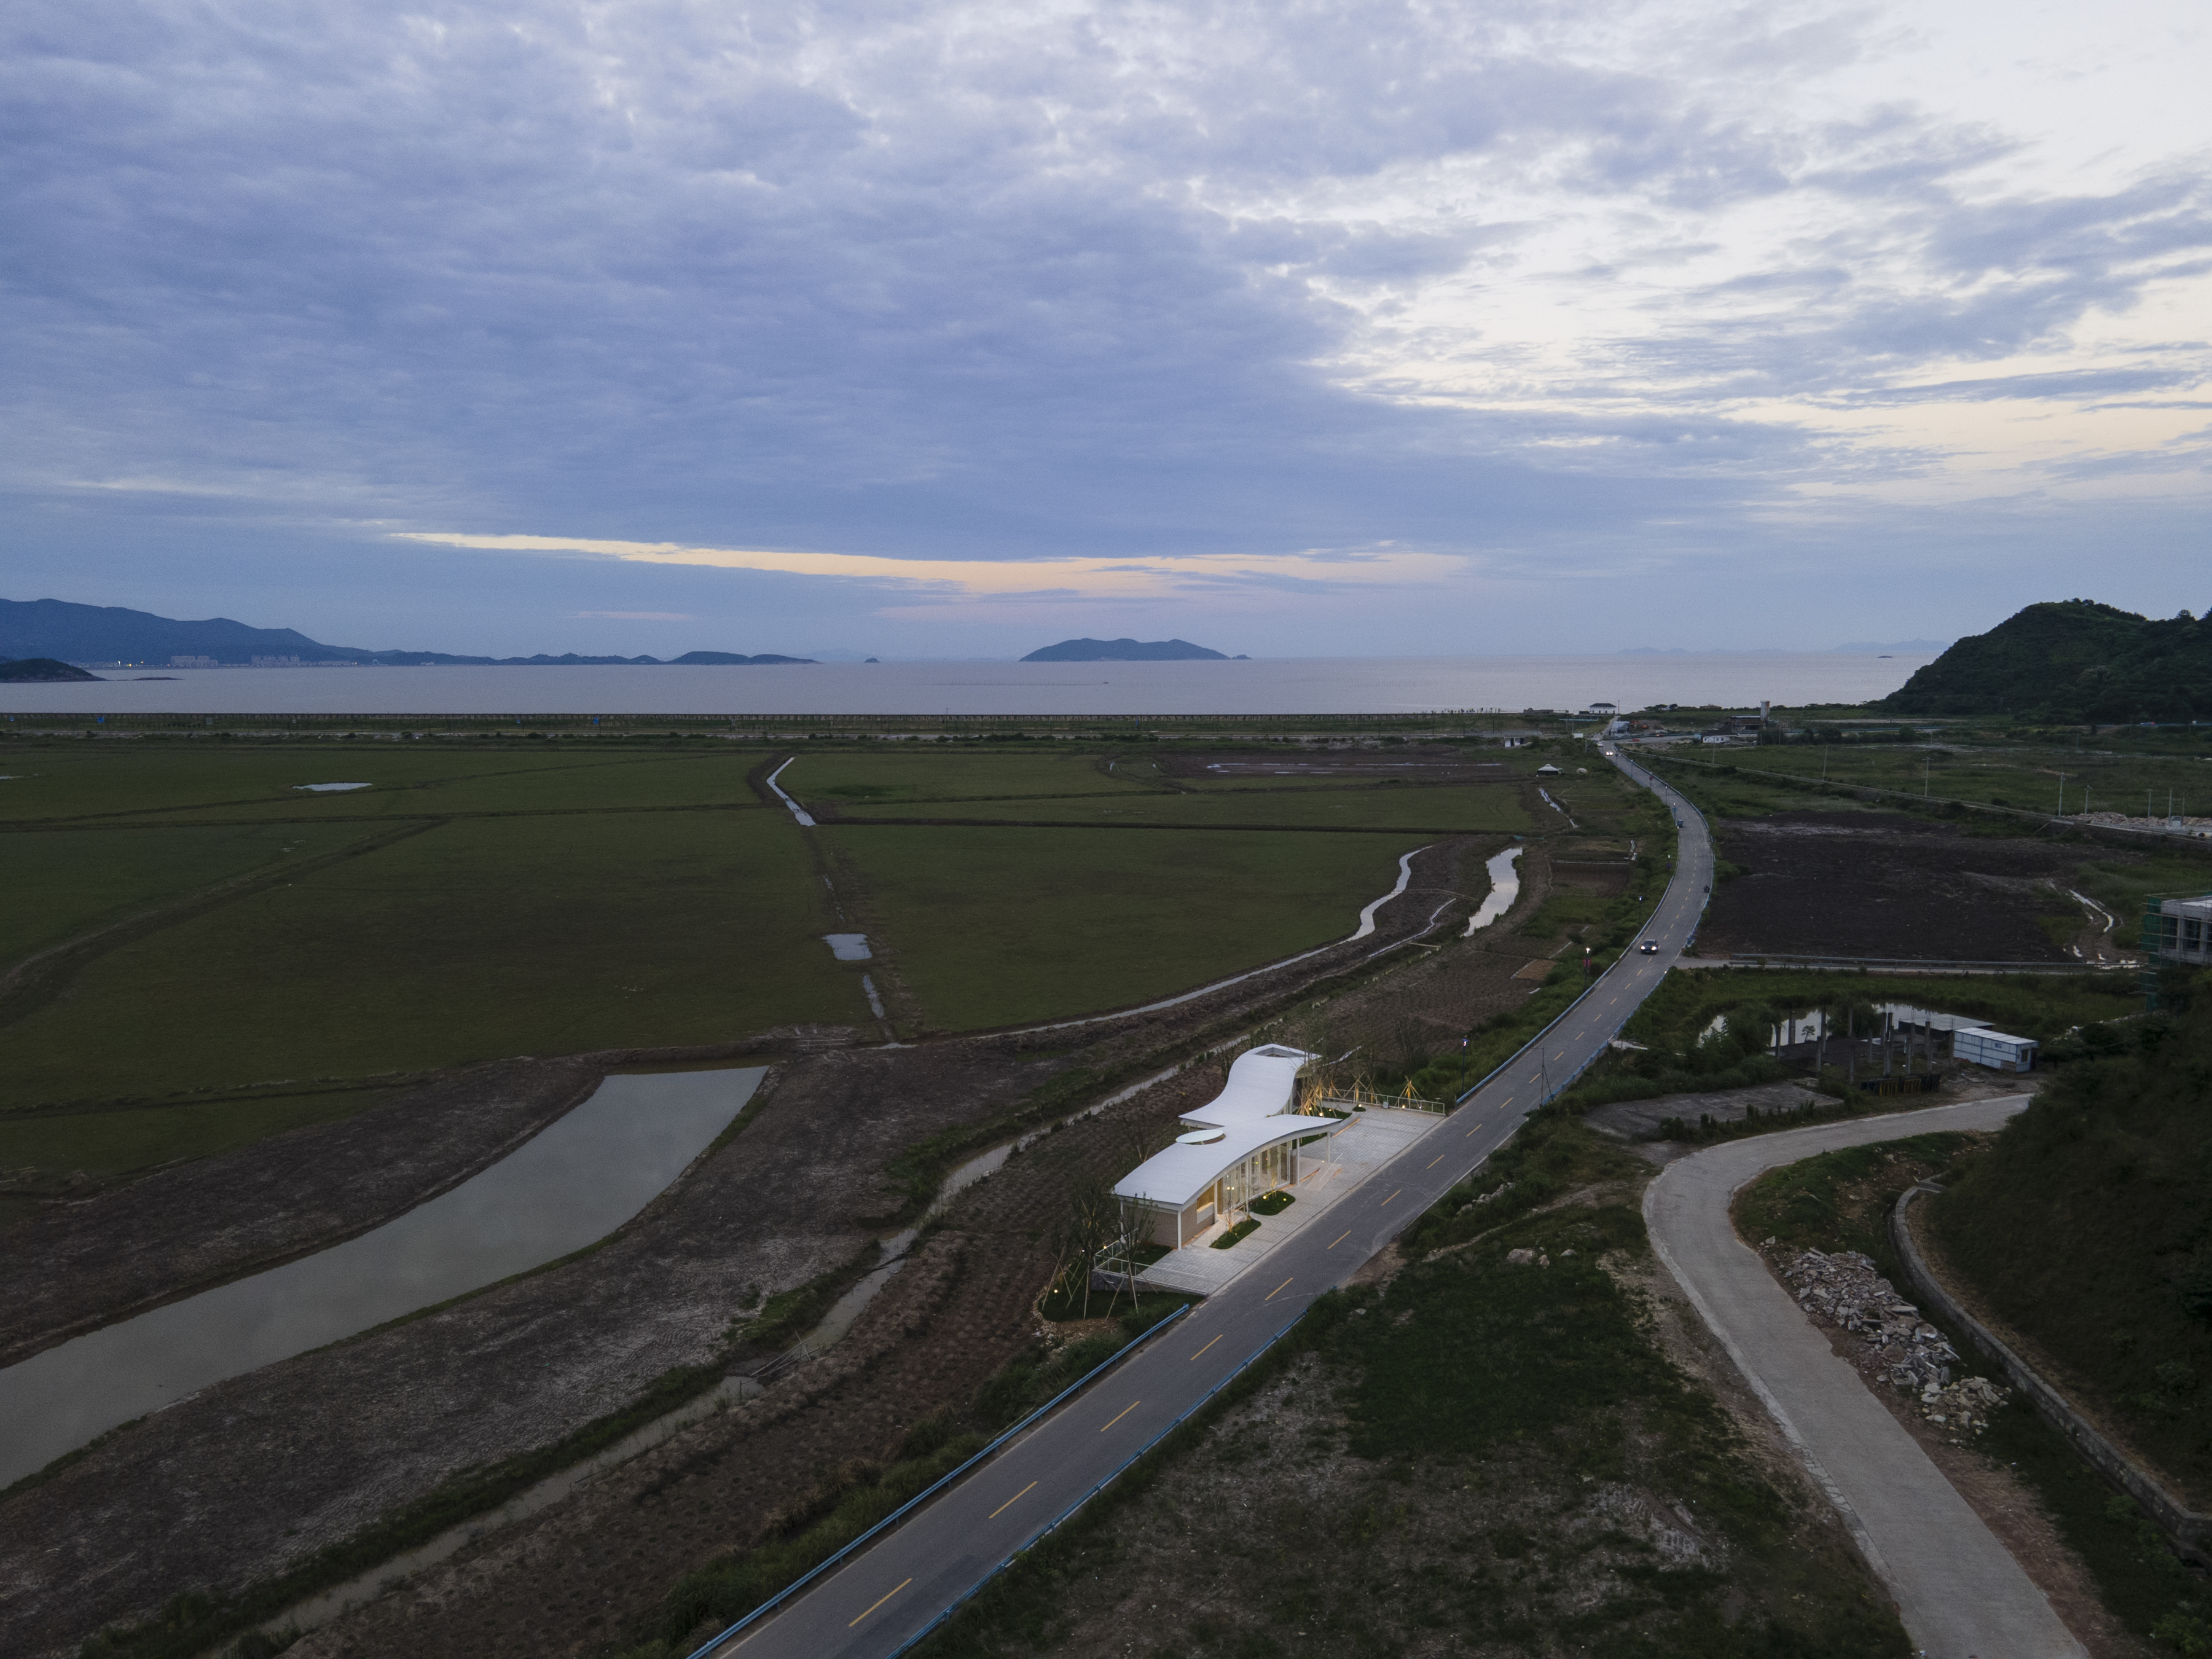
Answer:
xmin=18 ymin=749 xmax=780 ymax=825
xmin=1 ymin=737 xmax=1538 ymax=1185
xmin=3 ymin=823 xmax=371 ymax=965
xmin=822 ymin=824 xmax=1435 ymax=1029
xmin=1670 ymin=738 xmax=2212 ymax=823
xmin=775 ymin=748 xmax=1157 ymax=803
xmin=0 ymin=806 xmax=864 ymax=1116
xmin=816 ymin=782 xmax=1532 ymax=833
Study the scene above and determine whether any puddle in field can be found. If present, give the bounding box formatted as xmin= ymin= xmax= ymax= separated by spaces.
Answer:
xmin=293 ymin=782 xmax=372 ymax=792
xmin=823 ymin=933 xmax=873 ymax=960
xmin=1464 ymin=845 xmax=1524 ymax=935
xmin=0 ymin=1068 xmax=763 ymax=1487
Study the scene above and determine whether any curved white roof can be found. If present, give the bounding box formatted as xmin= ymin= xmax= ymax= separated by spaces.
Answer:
xmin=1111 ymin=1044 xmax=1322 ymax=1211
xmin=1113 ymin=1114 xmax=1338 ymax=1211
xmin=1180 ymin=1044 xmax=1311 ymax=1129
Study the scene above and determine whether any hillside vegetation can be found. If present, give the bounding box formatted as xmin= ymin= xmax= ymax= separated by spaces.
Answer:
xmin=1884 ymin=599 xmax=2212 ymax=722
xmin=1930 ymin=971 xmax=2212 ymax=1503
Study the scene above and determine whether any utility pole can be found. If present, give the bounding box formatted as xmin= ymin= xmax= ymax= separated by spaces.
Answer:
xmin=2057 ymin=771 xmax=2066 ymax=815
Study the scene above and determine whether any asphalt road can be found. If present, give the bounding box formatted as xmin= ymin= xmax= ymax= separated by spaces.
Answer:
xmin=707 ymin=749 xmax=1713 ymax=1659
xmin=1645 ymin=1098 xmax=2087 ymax=1659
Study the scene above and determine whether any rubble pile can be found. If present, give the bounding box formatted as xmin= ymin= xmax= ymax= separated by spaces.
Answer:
xmin=1781 ymin=1249 xmax=2009 ymax=1434
xmin=1922 ymin=1376 xmax=2009 ymax=1436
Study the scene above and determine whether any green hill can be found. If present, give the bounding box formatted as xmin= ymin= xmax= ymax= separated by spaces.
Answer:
xmin=1883 ymin=599 xmax=2212 ymax=721
xmin=1929 ymin=973 xmax=2212 ymax=1505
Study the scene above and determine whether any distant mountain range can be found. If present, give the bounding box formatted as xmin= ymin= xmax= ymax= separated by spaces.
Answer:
xmin=1021 ymin=637 xmax=1243 ymax=662
xmin=1882 ymin=600 xmax=2210 ymax=721
xmin=0 ymin=598 xmax=813 ymax=667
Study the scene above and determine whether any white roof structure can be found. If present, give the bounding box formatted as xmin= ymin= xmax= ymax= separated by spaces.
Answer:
xmin=1112 ymin=1045 xmax=1328 ymax=1212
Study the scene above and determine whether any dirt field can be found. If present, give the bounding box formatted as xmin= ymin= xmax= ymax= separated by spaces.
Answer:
xmin=0 ymin=837 xmax=1559 ymax=1658
xmin=1698 ymin=812 xmax=2124 ymax=961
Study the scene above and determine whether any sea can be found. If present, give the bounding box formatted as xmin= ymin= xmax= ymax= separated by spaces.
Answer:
xmin=0 ymin=654 xmax=1936 ymax=718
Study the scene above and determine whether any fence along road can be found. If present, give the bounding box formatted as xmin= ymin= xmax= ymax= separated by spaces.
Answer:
xmin=702 ymin=748 xmax=1712 ymax=1659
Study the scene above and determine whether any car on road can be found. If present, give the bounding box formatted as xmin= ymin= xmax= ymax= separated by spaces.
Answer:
xmin=1638 ymin=939 xmax=1660 ymax=954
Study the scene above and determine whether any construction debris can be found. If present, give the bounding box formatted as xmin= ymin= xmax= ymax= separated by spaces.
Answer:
xmin=1779 ymin=1249 xmax=2009 ymax=1435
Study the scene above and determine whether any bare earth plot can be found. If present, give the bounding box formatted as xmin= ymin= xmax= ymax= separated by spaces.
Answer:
xmin=1698 ymin=812 xmax=2117 ymax=961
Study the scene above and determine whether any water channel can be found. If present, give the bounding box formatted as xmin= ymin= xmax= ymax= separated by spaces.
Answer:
xmin=0 ymin=1068 xmax=763 ymax=1487
xmin=1463 ymin=845 xmax=1524 ymax=935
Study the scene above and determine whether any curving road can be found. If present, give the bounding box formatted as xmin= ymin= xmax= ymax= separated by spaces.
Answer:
xmin=1645 ymin=1099 xmax=2085 ymax=1658
xmin=699 ymin=748 xmax=1714 ymax=1659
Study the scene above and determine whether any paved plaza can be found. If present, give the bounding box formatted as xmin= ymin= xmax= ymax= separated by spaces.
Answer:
xmin=1135 ymin=1107 xmax=1445 ymax=1295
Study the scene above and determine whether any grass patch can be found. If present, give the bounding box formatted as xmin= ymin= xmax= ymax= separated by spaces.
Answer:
xmin=1249 ymin=1188 xmax=1294 ymax=1216
xmin=779 ymin=750 xmax=1155 ymax=805
xmin=1930 ymin=982 xmax=2212 ymax=1506
xmin=0 ymin=1086 xmax=409 ymax=1187
xmin=823 ymin=825 xmax=1428 ymax=1029
xmin=0 ymin=807 xmax=864 ymax=1112
xmin=0 ymin=823 xmax=371 ymax=968
xmin=1212 ymin=1217 xmax=1261 ymax=1248
xmin=1405 ymin=1112 xmax=1647 ymax=1253
xmin=914 ymin=1201 xmax=1908 ymax=1659
xmin=826 ymin=783 xmax=1533 ymax=833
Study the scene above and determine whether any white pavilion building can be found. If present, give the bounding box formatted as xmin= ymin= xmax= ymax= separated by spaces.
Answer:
xmin=1112 ymin=1043 xmax=1345 ymax=1250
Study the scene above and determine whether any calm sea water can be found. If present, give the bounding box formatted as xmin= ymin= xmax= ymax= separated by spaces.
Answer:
xmin=0 ymin=654 xmax=1932 ymax=717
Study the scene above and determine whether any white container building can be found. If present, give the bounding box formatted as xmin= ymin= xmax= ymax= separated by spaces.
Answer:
xmin=1953 ymin=1029 xmax=2038 ymax=1073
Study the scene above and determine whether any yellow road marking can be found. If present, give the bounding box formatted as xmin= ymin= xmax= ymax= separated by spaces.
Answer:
xmin=1265 ymin=1276 xmax=1295 ymax=1301
xmin=1328 ymin=1230 xmax=1351 ymax=1249
xmin=989 ymin=1481 xmax=1037 ymax=1519
xmin=1188 ymin=1334 xmax=1223 ymax=1362
xmin=1380 ymin=1188 xmax=1403 ymax=1207
xmin=849 ymin=1578 xmax=912 ymax=1628
xmin=1427 ymin=1155 xmax=1445 ymax=1169
xmin=1100 ymin=1399 xmax=1141 ymax=1432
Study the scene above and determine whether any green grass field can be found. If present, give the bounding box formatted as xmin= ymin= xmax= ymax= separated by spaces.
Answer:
xmin=15 ymin=749 xmax=780 ymax=826
xmin=0 ymin=1088 xmax=410 ymax=1183
xmin=779 ymin=748 xmax=1157 ymax=804
xmin=824 ymin=782 xmax=1532 ymax=833
xmin=3 ymin=823 xmax=372 ymax=965
xmin=1 ymin=739 xmax=1521 ymax=1185
xmin=822 ymin=824 xmax=1430 ymax=1028
xmin=0 ymin=807 xmax=865 ymax=1113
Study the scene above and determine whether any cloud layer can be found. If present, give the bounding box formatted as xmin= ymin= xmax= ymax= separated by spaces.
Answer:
xmin=2 ymin=0 xmax=2206 ymax=654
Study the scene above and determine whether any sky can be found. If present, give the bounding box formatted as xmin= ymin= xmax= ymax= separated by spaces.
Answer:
xmin=4 ymin=0 xmax=2208 ymax=659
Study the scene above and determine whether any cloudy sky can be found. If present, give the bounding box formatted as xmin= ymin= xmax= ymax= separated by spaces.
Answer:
xmin=4 ymin=0 xmax=2207 ymax=658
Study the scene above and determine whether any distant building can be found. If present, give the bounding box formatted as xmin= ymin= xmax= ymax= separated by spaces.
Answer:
xmin=1536 ymin=762 xmax=1563 ymax=775
xmin=1954 ymin=1029 xmax=2038 ymax=1073
xmin=249 ymin=654 xmax=304 ymax=668
xmin=2147 ymin=895 xmax=2212 ymax=966
xmin=169 ymin=654 xmax=218 ymax=669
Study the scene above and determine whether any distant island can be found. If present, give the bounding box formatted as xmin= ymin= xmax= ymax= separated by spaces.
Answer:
xmin=0 ymin=656 xmax=103 ymax=683
xmin=0 ymin=598 xmax=813 ymax=667
xmin=1021 ymin=638 xmax=1241 ymax=662
xmin=1883 ymin=599 xmax=2209 ymax=723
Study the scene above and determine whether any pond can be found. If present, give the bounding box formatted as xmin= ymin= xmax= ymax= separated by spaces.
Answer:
xmin=0 ymin=1067 xmax=763 ymax=1487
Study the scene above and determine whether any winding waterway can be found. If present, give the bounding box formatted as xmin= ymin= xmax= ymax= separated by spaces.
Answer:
xmin=0 ymin=1067 xmax=762 ymax=1487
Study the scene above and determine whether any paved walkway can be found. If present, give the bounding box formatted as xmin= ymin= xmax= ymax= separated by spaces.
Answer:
xmin=1644 ymin=1097 xmax=2085 ymax=1659
xmin=1135 ymin=1108 xmax=1440 ymax=1295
